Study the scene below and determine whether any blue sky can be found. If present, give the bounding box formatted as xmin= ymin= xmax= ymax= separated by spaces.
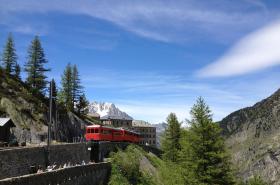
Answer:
xmin=1 ymin=0 xmax=280 ymax=123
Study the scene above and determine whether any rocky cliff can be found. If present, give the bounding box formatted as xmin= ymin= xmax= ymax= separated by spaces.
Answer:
xmin=220 ymin=88 xmax=280 ymax=184
xmin=0 ymin=70 xmax=86 ymax=144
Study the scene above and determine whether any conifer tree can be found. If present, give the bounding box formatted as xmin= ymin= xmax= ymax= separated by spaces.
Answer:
xmin=72 ymin=64 xmax=83 ymax=106
xmin=60 ymin=63 xmax=73 ymax=111
xmin=25 ymin=36 xmax=50 ymax=94
xmin=76 ymin=93 xmax=89 ymax=116
xmin=14 ymin=63 xmax=21 ymax=80
xmin=51 ymin=79 xmax=57 ymax=100
xmin=161 ymin=113 xmax=181 ymax=163
xmin=179 ymin=129 xmax=198 ymax=185
xmin=2 ymin=34 xmax=17 ymax=75
xmin=188 ymin=97 xmax=235 ymax=185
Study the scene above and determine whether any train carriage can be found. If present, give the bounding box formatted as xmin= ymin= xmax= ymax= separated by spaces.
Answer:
xmin=85 ymin=125 xmax=140 ymax=143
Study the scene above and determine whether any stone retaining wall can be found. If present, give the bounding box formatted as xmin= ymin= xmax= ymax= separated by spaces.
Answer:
xmin=0 ymin=162 xmax=111 ymax=185
xmin=0 ymin=143 xmax=90 ymax=179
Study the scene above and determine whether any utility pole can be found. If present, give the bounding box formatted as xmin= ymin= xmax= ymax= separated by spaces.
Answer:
xmin=47 ymin=79 xmax=53 ymax=166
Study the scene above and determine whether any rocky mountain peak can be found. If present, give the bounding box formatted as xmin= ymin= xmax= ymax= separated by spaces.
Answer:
xmin=88 ymin=101 xmax=133 ymax=120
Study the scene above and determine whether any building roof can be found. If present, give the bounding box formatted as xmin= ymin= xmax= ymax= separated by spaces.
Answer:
xmin=100 ymin=115 xmax=133 ymax=121
xmin=0 ymin=118 xmax=15 ymax=127
xmin=132 ymin=120 xmax=156 ymax=128
xmin=87 ymin=112 xmax=100 ymax=118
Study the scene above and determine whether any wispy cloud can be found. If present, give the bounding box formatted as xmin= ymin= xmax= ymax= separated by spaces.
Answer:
xmin=0 ymin=0 xmax=276 ymax=42
xmin=115 ymin=100 xmax=190 ymax=124
xmin=11 ymin=24 xmax=48 ymax=35
xmin=81 ymin=69 xmax=279 ymax=123
xmin=197 ymin=21 xmax=280 ymax=77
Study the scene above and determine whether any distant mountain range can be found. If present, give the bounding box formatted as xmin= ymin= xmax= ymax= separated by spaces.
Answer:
xmin=87 ymin=102 xmax=133 ymax=120
xmin=153 ymin=122 xmax=168 ymax=147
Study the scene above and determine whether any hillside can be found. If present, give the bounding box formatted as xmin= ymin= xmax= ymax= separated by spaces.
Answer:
xmin=108 ymin=145 xmax=184 ymax=185
xmin=0 ymin=70 xmax=86 ymax=144
xmin=220 ymin=88 xmax=280 ymax=184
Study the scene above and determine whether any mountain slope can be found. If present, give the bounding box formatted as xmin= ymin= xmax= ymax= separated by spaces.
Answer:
xmin=0 ymin=70 xmax=86 ymax=144
xmin=88 ymin=102 xmax=133 ymax=120
xmin=0 ymin=70 xmax=48 ymax=143
xmin=220 ymin=89 xmax=280 ymax=184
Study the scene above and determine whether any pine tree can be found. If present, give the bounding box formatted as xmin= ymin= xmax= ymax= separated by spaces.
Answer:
xmin=72 ymin=64 xmax=83 ymax=106
xmin=14 ymin=63 xmax=21 ymax=80
xmin=25 ymin=36 xmax=50 ymax=94
xmin=161 ymin=113 xmax=181 ymax=163
xmin=60 ymin=63 xmax=73 ymax=111
xmin=179 ymin=129 xmax=198 ymax=185
xmin=51 ymin=79 xmax=57 ymax=101
xmin=2 ymin=34 xmax=17 ymax=75
xmin=76 ymin=93 xmax=89 ymax=116
xmin=188 ymin=97 xmax=235 ymax=185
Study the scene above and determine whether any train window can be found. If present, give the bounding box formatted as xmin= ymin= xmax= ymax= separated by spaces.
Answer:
xmin=114 ymin=131 xmax=121 ymax=135
xmin=102 ymin=129 xmax=112 ymax=134
xmin=91 ymin=129 xmax=94 ymax=133
xmin=94 ymin=129 xmax=99 ymax=133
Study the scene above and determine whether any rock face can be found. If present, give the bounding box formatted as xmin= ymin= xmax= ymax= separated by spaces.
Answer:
xmin=220 ymin=89 xmax=280 ymax=184
xmin=0 ymin=71 xmax=86 ymax=144
xmin=88 ymin=101 xmax=133 ymax=120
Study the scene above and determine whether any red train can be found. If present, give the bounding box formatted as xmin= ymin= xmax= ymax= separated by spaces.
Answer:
xmin=85 ymin=125 xmax=140 ymax=143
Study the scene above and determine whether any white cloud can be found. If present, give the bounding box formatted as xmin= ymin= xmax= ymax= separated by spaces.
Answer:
xmin=197 ymin=21 xmax=280 ymax=77
xmin=0 ymin=0 xmax=275 ymax=42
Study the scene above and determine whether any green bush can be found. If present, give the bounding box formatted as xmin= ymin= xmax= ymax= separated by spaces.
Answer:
xmin=237 ymin=176 xmax=268 ymax=185
xmin=247 ymin=176 xmax=268 ymax=185
xmin=109 ymin=145 xmax=155 ymax=185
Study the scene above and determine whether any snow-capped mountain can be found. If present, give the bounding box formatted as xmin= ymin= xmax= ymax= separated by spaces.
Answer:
xmin=87 ymin=102 xmax=133 ymax=120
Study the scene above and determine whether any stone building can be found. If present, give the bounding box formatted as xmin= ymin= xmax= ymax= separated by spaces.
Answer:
xmin=100 ymin=115 xmax=132 ymax=128
xmin=0 ymin=118 xmax=15 ymax=143
xmin=132 ymin=120 xmax=156 ymax=147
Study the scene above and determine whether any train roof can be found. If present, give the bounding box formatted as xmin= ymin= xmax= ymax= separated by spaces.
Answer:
xmin=86 ymin=125 xmax=140 ymax=135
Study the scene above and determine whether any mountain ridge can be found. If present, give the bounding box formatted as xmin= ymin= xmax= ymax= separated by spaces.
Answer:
xmin=220 ymin=88 xmax=280 ymax=184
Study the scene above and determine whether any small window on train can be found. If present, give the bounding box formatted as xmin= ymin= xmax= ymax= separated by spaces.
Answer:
xmin=114 ymin=132 xmax=121 ymax=135
xmin=102 ymin=129 xmax=111 ymax=134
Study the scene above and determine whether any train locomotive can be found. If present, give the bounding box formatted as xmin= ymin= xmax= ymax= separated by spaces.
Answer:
xmin=85 ymin=125 xmax=140 ymax=143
